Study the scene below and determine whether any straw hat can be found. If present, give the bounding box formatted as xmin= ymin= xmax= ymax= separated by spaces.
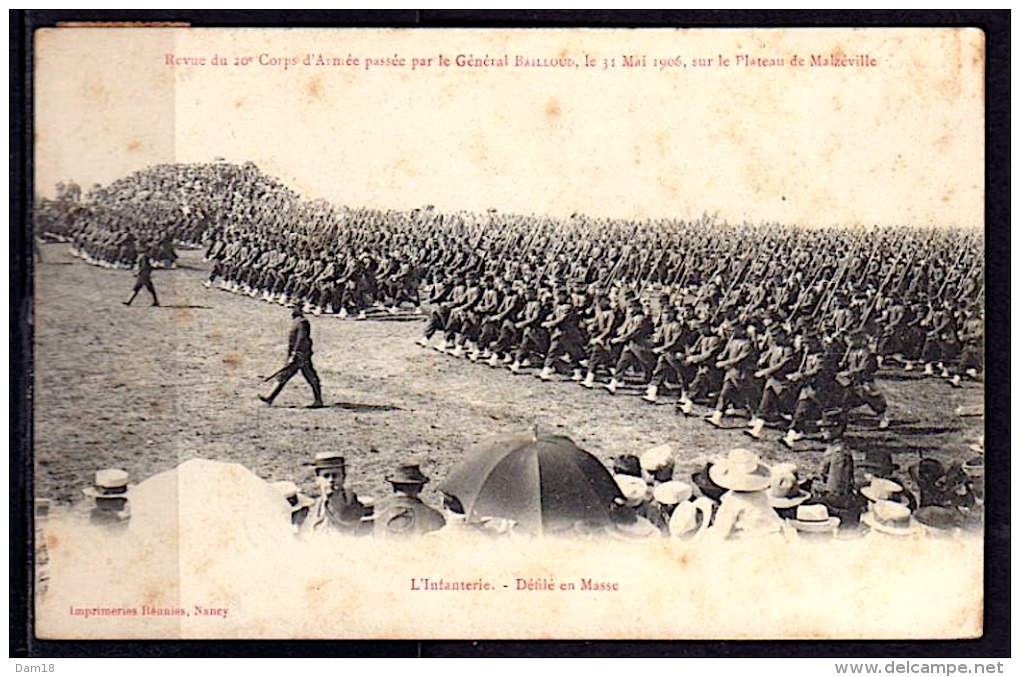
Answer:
xmin=860 ymin=478 xmax=906 ymax=503
xmin=861 ymin=500 xmax=920 ymax=536
xmin=709 ymin=449 xmax=771 ymax=492
xmin=82 ymin=468 xmax=132 ymax=499
xmin=668 ymin=496 xmax=713 ymax=537
xmin=652 ymin=481 xmax=693 ymax=506
xmin=613 ymin=474 xmax=650 ymax=508
xmin=309 ymin=452 xmax=346 ymax=472
xmin=786 ymin=504 xmax=841 ymax=533
xmin=640 ymin=444 xmax=675 ymax=473
xmin=386 ymin=463 xmax=430 ymax=485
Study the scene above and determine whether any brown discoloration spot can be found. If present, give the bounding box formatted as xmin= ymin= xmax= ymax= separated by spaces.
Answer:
xmin=394 ymin=156 xmax=419 ymax=178
xmin=223 ymin=351 xmax=244 ymax=368
xmin=173 ymin=308 xmax=195 ymax=324
xmin=126 ymin=139 xmax=141 ymax=152
xmin=653 ymin=130 xmax=670 ymax=157
xmin=545 ymin=98 xmax=562 ymax=120
xmin=233 ymin=98 xmax=245 ymax=109
xmin=80 ymin=74 xmax=107 ymax=102
xmin=45 ymin=533 xmax=60 ymax=551
xmin=142 ymin=585 xmax=162 ymax=607
xmin=306 ymin=76 xmax=324 ymax=100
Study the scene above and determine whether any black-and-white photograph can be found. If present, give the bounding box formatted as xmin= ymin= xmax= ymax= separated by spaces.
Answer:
xmin=27 ymin=26 xmax=987 ymax=640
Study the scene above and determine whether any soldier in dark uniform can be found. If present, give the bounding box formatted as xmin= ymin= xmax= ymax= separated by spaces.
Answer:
xmin=484 ymin=282 xmax=527 ymax=366
xmin=122 ymin=253 xmax=159 ymax=306
xmin=580 ymin=294 xmax=624 ymax=388
xmin=838 ymin=329 xmax=891 ymax=430
xmin=950 ymin=309 xmax=984 ymax=387
xmin=677 ymin=321 xmax=725 ymax=414
xmin=782 ymin=334 xmax=841 ymax=449
xmin=538 ymin=299 xmax=587 ymax=381
xmin=259 ymin=307 xmax=324 ymax=408
xmin=604 ymin=299 xmax=655 ymax=395
xmin=642 ymin=305 xmax=688 ymax=403
xmin=510 ymin=290 xmax=552 ymax=373
xmin=705 ymin=322 xmax=758 ymax=427
xmin=745 ymin=325 xmax=797 ymax=440
xmin=372 ymin=463 xmax=446 ymax=538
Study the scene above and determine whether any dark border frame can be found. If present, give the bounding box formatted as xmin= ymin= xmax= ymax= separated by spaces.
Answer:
xmin=10 ymin=9 xmax=1010 ymax=659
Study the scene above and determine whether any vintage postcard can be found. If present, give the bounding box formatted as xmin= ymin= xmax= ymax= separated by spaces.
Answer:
xmin=31 ymin=26 xmax=986 ymax=640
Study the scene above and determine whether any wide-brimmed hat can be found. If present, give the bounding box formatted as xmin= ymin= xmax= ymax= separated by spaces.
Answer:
xmin=786 ymin=504 xmax=841 ymax=533
xmin=857 ymin=450 xmax=898 ymax=476
xmin=613 ymin=474 xmax=650 ymax=508
xmin=271 ymin=480 xmax=315 ymax=512
xmin=652 ymin=480 xmax=693 ymax=506
xmin=309 ymin=452 xmax=346 ymax=472
xmin=860 ymin=478 xmax=906 ymax=503
xmin=861 ymin=500 xmax=920 ymax=536
xmin=386 ymin=463 xmax=430 ymax=485
xmin=769 ymin=462 xmax=811 ymax=508
xmin=668 ymin=496 xmax=713 ymax=537
xmin=82 ymin=468 xmax=132 ymax=499
xmin=640 ymin=444 xmax=675 ymax=473
xmin=709 ymin=448 xmax=772 ymax=492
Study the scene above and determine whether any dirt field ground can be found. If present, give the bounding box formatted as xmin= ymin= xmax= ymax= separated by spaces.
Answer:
xmin=33 ymin=244 xmax=984 ymax=509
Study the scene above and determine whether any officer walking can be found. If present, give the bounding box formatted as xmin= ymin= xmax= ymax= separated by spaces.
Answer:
xmin=259 ymin=306 xmax=325 ymax=408
xmin=122 ymin=253 xmax=160 ymax=306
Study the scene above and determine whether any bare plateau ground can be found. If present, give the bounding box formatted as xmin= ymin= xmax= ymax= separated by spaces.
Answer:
xmin=33 ymin=244 xmax=985 ymax=509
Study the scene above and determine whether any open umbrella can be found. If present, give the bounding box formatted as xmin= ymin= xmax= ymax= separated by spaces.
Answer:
xmin=438 ymin=430 xmax=623 ymax=534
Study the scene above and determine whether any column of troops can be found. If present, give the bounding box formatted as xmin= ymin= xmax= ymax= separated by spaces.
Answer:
xmin=408 ymin=221 xmax=984 ymax=450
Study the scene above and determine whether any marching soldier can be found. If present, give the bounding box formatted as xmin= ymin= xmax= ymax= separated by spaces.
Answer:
xmin=782 ymin=334 xmax=842 ymax=449
xmin=604 ymin=299 xmax=655 ymax=395
xmin=643 ymin=305 xmax=689 ymax=403
xmin=538 ymin=298 xmax=587 ymax=381
xmin=677 ymin=321 xmax=725 ymax=415
xmin=705 ymin=322 xmax=758 ymax=428
xmin=838 ymin=329 xmax=891 ymax=430
xmin=745 ymin=325 xmax=798 ymax=440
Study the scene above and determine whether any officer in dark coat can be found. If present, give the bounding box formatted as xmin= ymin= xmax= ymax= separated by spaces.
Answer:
xmin=259 ymin=307 xmax=324 ymax=408
xmin=122 ymin=253 xmax=159 ymax=306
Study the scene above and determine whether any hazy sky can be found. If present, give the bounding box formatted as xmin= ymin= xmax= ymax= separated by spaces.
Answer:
xmin=35 ymin=28 xmax=985 ymax=228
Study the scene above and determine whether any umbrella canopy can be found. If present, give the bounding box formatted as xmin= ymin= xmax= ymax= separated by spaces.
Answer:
xmin=438 ymin=431 xmax=623 ymax=534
